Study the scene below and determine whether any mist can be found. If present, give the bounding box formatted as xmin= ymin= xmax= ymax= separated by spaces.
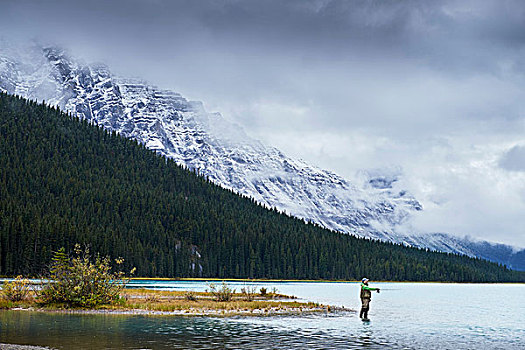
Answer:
xmin=1 ymin=0 xmax=525 ymax=246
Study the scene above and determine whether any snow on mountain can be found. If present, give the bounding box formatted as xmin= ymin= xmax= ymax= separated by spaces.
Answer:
xmin=406 ymin=233 xmax=525 ymax=271
xmin=1 ymin=43 xmax=523 ymax=269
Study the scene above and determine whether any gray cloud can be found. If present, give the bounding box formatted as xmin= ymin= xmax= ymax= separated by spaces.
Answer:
xmin=500 ymin=145 xmax=525 ymax=172
xmin=2 ymin=0 xmax=525 ymax=246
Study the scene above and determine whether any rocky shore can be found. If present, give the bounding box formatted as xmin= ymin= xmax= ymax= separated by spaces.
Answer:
xmin=6 ymin=304 xmax=352 ymax=317
xmin=0 ymin=344 xmax=52 ymax=350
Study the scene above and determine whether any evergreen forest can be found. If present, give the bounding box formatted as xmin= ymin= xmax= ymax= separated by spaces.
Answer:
xmin=1 ymin=92 xmax=524 ymax=282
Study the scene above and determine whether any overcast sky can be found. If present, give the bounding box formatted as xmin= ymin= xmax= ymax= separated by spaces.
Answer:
xmin=2 ymin=0 xmax=525 ymax=247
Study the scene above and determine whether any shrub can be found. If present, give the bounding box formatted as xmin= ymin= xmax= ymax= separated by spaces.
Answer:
xmin=184 ymin=291 xmax=197 ymax=301
xmin=259 ymin=287 xmax=267 ymax=296
xmin=145 ymin=294 xmax=160 ymax=303
xmin=207 ymin=282 xmax=235 ymax=302
xmin=2 ymin=275 xmax=31 ymax=302
xmin=241 ymin=286 xmax=257 ymax=301
xmin=38 ymin=245 xmax=134 ymax=307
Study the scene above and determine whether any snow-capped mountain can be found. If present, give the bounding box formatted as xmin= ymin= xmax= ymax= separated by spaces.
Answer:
xmin=1 ymin=43 xmax=523 ymax=270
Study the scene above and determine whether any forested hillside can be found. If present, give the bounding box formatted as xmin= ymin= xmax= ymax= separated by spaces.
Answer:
xmin=1 ymin=93 xmax=523 ymax=282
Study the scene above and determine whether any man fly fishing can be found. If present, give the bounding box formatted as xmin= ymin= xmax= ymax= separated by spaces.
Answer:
xmin=359 ymin=278 xmax=380 ymax=320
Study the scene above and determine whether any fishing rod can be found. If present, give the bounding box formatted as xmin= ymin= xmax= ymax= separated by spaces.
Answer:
xmin=376 ymin=288 xmax=400 ymax=291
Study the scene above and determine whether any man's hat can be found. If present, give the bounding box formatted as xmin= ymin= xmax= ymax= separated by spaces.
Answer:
xmin=362 ymin=278 xmax=369 ymax=283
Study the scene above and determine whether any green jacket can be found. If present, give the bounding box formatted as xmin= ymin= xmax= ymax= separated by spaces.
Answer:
xmin=360 ymin=282 xmax=379 ymax=299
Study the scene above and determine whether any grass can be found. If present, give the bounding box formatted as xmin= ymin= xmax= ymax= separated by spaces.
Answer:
xmin=120 ymin=287 xmax=293 ymax=299
xmin=114 ymin=299 xmax=320 ymax=313
xmin=0 ymin=297 xmax=35 ymax=309
xmin=0 ymin=288 xmax=326 ymax=315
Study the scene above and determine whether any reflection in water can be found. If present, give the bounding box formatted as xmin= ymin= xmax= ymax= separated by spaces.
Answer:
xmin=1 ymin=282 xmax=524 ymax=349
xmin=358 ymin=323 xmax=374 ymax=348
xmin=0 ymin=312 xmax=408 ymax=350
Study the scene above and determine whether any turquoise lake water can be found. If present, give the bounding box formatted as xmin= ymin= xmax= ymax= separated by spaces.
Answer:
xmin=1 ymin=280 xmax=524 ymax=349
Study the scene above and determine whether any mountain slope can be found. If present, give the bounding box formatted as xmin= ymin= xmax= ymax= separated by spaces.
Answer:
xmin=1 ymin=43 xmax=523 ymax=269
xmin=0 ymin=44 xmax=422 ymax=243
xmin=2 ymin=92 xmax=524 ymax=282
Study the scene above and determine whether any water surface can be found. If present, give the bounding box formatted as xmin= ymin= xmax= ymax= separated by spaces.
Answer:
xmin=1 ymin=281 xmax=523 ymax=349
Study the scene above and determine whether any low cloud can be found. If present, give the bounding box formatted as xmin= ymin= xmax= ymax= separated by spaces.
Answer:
xmin=2 ymin=0 xmax=525 ymax=246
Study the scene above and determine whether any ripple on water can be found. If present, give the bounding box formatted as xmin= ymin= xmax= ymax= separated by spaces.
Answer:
xmin=1 ymin=282 xmax=524 ymax=349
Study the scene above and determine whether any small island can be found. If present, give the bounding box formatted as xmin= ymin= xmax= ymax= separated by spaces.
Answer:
xmin=1 ymin=284 xmax=338 ymax=317
xmin=1 ymin=246 xmax=345 ymax=317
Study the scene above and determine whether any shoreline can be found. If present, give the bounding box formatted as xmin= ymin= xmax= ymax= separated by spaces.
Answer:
xmin=129 ymin=277 xmax=525 ymax=284
xmin=0 ymin=344 xmax=51 ymax=350
xmin=3 ymin=304 xmax=351 ymax=317
xmin=2 ymin=276 xmax=523 ymax=284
